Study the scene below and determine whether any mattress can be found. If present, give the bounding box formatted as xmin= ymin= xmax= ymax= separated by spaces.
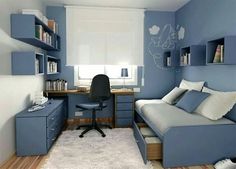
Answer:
xmin=135 ymin=100 xmax=234 ymax=135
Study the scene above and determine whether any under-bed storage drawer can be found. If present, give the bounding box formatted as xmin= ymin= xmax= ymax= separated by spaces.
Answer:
xmin=133 ymin=122 xmax=162 ymax=163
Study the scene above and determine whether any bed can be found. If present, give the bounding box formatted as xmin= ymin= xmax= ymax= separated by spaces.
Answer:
xmin=134 ymin=99 xmax=236 ymax=168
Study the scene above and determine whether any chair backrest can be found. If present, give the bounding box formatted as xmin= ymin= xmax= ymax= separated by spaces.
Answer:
xmin=89 ymin=74 xmax=111 ymax=102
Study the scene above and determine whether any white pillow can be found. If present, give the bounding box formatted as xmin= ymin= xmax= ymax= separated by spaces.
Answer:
xmin=179 ymin=79 xmax=205 ymax=91
xmin=162 ymin=87 xmax=187 ymax=104
xmin=195 ymin=87 xmax=236 ymax=120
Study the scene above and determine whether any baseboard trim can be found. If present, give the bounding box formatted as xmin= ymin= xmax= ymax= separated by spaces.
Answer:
xmin=0 ymin=152 xmax=16 ymax=168
xmin=67 ymin=117 xmax=113 ymax=126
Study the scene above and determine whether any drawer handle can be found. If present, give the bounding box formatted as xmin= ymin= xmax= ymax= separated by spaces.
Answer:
xmin=51 ymin=117 xmax=55 ymax=120
xmin=136 ymin=140 xmax=139 ymax=143
xmin=52 ymin=137 xmax=56 ymax=141
xmin=51 ymin=128 xmax=55 ymax=131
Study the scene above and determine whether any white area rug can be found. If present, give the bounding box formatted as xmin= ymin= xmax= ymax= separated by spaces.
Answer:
xmin=41 ymin=128 xmax=153 ymax=169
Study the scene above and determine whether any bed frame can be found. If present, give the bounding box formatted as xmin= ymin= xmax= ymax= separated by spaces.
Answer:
xmin=135 ymin=105 xmax=236 ymax=168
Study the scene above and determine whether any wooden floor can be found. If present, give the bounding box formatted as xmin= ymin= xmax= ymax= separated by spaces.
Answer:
xmin=0 ymin=155 xmax=46 ymax=169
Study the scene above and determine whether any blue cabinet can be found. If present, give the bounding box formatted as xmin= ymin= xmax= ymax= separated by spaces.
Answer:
xmin=11 ymin=14 xmax=60 ymax=51
xmin=12 ymin=52 xmax=44 ymax=75
xmin=15 ymin=100 xmax=65 ymax=156
xmin=115 ymin=94 xmax=134 ymax=127
xmin=207 ymin=36 xmax=236 ymax=65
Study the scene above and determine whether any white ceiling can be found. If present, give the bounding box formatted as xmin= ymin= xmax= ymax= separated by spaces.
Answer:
xmin=42 ymin=0 xmax=190 ymax=11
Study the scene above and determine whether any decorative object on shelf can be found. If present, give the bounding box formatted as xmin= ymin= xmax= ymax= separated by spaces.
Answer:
xmin=34 ymin=91 xmax=48 ymax=105
xmin=48 ymin=20 xmax=59 ymax=34
xmin=121 ymin=68 xmax=128 ymax=89
xmin=46 ymin=79 xmax=68 ymax=91
xmin=76 ymin=86 xmax=90 ymax=92
xmin=12 ymin=51 xmax=44 ymax=75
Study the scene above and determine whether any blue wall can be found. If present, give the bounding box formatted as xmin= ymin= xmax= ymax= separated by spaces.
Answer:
xmin=175 ymin=0 xmax=236 ymax=91
xmin=137 ymin=11 xmax=176 ymax=98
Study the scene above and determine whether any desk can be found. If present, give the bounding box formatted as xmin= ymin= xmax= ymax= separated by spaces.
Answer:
xmin=44 ymin=89 xmax=135 ymax=128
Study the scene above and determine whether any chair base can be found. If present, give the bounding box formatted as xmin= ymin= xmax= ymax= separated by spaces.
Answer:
xmin=77 ymin=123 xmax=112 ymax=138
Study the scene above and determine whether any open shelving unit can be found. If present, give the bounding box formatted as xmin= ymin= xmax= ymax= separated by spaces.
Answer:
xmin=45 ymin=55 xmax=61 ymax=75
xmin=11 ymin=52 xmax=44 ymax=75
xmin=180 ymin=45 xmax=206 ymax=66
xmin=163 ymin=50 xmax=179 ymax=67
xmin=11 ymin=14 xmax=60 ymax=51
xmin=207 ymin=36 xmax=236 ymax=65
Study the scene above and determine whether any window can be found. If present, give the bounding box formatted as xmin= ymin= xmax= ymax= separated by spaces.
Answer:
xmin=66 ymin=7 xmax=144 ymax=66
xmin=74 ymin=65 xmax=137 ymax=86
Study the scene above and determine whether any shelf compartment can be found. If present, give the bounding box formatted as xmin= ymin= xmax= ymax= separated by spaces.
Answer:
xmin=45 ymin=55 xmax=61 ymax=75
xmin=180 ymin=45 xmax=206 ymax=66
xmin=12 ymin=52 xmax=44 ymax=75
xmin=207 ymin=36 xmax=236 ymax=65
xmin=11 ymin=14 xmax=60 ymax=51
xmin=163 ymin=50 xmax=179 ymax=67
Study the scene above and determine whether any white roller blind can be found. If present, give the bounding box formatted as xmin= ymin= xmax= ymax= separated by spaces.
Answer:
xmin=66 ymin=6 xmax=144 ymax=66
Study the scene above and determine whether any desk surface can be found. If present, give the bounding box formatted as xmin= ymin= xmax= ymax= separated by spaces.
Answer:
xmin=44 ymin=89 xmax=134 ymax=95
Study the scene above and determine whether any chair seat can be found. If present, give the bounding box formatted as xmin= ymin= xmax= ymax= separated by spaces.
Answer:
xmin=76 ymin=102 xmax=107 ymax=110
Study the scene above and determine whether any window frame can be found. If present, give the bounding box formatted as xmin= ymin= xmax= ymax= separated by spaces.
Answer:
xmin=74 ymin=65 xmax=138 ymax=86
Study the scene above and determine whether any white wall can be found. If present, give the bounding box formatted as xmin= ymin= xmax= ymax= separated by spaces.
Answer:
xmin=0 ymin=0 xmax=45 ymax=165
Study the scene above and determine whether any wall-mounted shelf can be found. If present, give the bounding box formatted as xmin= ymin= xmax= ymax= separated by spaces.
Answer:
xmin=45 ymin=55 xmax=61 ymax=75
xmin=180 ymin=45 xmax=206 ymax=66
xmin=163 ymin=50 xmax=179 ymax=67
xmin=11 ymin=14 xmax=60 ymax=51
xmin=207 ymin=36 xmax=236 ymax=65
xmin=11 ymin=52 xmax=44 ymax=75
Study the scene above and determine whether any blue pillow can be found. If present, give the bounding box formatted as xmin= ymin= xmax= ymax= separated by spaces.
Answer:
xmin=176 ymin=90 xmax=210 ymax=113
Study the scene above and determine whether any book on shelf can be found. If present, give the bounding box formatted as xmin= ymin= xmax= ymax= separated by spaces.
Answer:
xmin=220 ymin=45 xmax=224 ymax=63
xmin=180 ymin=53 xmax=190 ymax=66
xmin=48 ymin=20 xmax=58 ymax=34
xmin=47 ymin=61 xmax=58 ymax=73
xmin=167 ymin=57 xmax=171 ymax=66
xmin=188 ymin=53 xmax=191 ymax=65
xmin=35 ymin=58 xmax=39 ymax=74
xmin=213 ymin=45 xmax=224 ymax=63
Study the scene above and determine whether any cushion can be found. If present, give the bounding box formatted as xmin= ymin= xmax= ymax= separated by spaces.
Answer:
xmin=195 ymin=87 xmax=236 ymax=120
xmin=140 ymin=127 xmax=156 ymax=137
xmin=179 ymin=79 xmax=205 ymax=91
xmin=162 ymin=87 xmax=187 ymax=104
xmin=176 ymin=90 xmax=210 ymax=113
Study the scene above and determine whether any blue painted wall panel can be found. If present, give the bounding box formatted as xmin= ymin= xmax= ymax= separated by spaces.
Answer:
xmin=175 ymin=0 xmax=236 ymax=91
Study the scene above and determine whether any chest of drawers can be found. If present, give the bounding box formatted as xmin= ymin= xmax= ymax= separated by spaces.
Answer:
xmin=115 ymin=94 xmax=134 ymax=127
xmin=16 ymin=100 xmax=65 ymax=156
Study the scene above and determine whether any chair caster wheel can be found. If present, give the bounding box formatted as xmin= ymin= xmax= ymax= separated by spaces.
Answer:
xmin=102 ymin=134 xmax=106 ymax=137
xmin=79 ymin=135 xmax=84 ymax=138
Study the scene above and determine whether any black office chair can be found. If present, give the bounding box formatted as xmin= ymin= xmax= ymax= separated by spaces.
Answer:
xmin=76 ymin=74 xmax=112 ymax=138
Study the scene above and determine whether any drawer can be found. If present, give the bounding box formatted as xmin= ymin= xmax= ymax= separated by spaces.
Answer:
xmin=47 ymin=119 xmax=61 ymax=139
xmin=116 ymin=95 xmax=133 ymax=103
xmin=116 ymin=118 xmax=132 ymax=127
xmin=47 ymin=136 xmax=57 ymax=150
xmin=133 ymin=122 xmax=162 ymax=163
xmin=116 ymin=103 xmax=133 ymax=111
xmin=116 ymin=111 xmax=133 ymax=118
xmin=47 ymin=105 xmax=63 ymax=127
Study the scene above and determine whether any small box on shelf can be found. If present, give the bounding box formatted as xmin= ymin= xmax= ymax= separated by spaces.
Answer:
xmin=207 ymin=36 xmax=236 ymax=65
